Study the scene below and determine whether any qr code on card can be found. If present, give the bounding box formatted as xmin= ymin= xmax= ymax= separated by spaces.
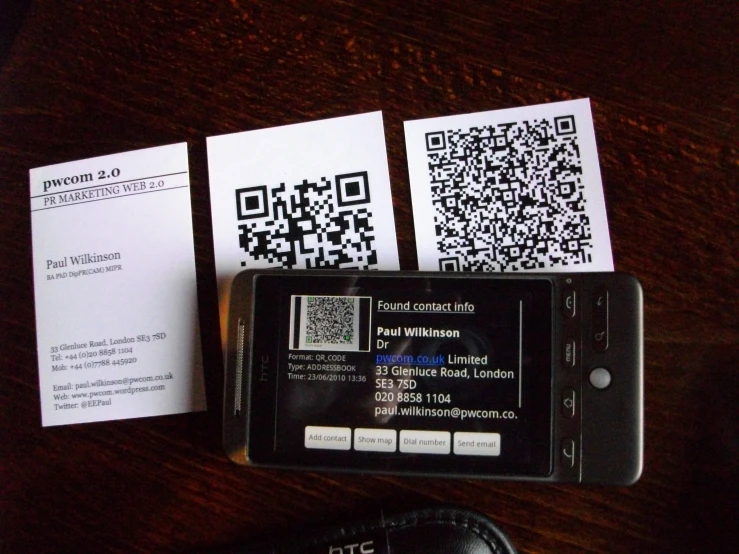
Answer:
xmin=235 ymin=172 xmax=378 ymax=269
xmin=426 ymin=115 xmax=593 ymax=271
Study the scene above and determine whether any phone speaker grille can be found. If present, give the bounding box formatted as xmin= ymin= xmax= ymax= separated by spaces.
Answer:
xmin=234 ymin=318 xmax=245 ymax=416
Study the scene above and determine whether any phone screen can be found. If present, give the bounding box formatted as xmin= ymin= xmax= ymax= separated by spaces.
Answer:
xmin=247 ymin=274 xmax=553 ymax=476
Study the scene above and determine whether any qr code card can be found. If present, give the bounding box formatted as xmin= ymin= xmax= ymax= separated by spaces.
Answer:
xmin=404 ymin=99 xmax=613 ymax=272
xmin=207 ymin=111 xmax=399 ymax=335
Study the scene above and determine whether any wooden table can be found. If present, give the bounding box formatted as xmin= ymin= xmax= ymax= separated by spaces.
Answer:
xmin=1 ymin=1 xmax=737 ymax=552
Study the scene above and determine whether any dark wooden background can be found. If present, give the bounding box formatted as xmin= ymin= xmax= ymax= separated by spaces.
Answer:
xmin=1 ymin=1 xmax=737 ymax=552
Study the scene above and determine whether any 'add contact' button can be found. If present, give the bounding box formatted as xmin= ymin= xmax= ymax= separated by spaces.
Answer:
xmin=453 ymin=432 xmax=501 ymax=456
xmin=304 ymin=426 xmax=352 ymax=450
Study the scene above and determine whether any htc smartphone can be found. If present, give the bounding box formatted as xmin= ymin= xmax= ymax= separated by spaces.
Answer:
xmin=223 ymin=270 xmax=643 ymax=485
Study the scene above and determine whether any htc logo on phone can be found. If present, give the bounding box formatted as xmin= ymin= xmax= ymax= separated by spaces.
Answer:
xmin=258 ymin=355 xmax=269 ymax=382
xmin=328 ymin=540 xmax=374 ymax=554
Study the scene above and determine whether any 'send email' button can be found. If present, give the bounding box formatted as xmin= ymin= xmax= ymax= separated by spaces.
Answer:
xmin=453 ymin=432 xmax=501 ymax=456
xmin=305 ymin=426 xmax=352 ymax=450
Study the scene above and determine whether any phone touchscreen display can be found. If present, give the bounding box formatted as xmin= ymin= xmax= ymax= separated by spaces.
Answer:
xmin=248 ymin=275 xmax=553 ymax=475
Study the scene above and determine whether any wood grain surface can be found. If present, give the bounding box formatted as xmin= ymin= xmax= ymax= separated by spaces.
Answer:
xmin=1 ymin=1 xmax=737 ymax=552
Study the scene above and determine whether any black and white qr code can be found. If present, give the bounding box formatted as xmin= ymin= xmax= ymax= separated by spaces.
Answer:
xmin=235 ymin=172 xmax=378 ymax=269
xmin=425 ymin=115 xmax=593 ymax=271
xmin=289 ymin=295 xmax=371 ymax=351
xmin=305 ymin=296 xmax=355 ymax=345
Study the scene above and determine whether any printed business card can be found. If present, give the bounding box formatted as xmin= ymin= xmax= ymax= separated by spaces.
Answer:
xmin=30 ymin=143 xmax=206 ymax=426
xmin=404 ymin=98 xmax=613 ymax=272
xmin=207 ymin=111 xmax=400 ymax=340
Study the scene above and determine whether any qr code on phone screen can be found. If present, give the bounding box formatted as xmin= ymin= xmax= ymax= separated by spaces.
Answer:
xmin=304 ymin=296 xmax=354 ymax=345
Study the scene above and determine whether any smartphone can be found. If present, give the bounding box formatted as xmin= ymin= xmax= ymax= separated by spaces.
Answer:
xmin=223 ymin=270 xmax=643 ymax=485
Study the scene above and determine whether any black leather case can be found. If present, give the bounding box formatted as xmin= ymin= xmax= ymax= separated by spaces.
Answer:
xmin=212 ymin=506 xmax=517 ymax=554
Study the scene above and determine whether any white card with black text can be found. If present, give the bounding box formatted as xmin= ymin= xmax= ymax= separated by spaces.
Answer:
xmin=207 ymin=111 xmax=400 ymax=339
xmin=30 ymin=143 xmax=206 ymax=426
xmin=404 ymin=99 xmax=613 ymax=272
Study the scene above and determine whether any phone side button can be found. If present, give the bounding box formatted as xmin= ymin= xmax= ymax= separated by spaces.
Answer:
xmin=561 ymin=388 xmax=576 ymax=419
xmin=562 ymin=338 xmax=577 ymax=368
xmin=561 ymin=438 xmax=576 ymax=469
xmin=592 ymin=287 xmax=609 ymax=351
xmin=563 ymin=289 xmax=577 ymax=318
xmin=592 ymin=329 xmax=609 ymax=352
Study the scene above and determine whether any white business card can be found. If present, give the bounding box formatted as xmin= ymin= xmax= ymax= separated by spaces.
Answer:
xmin=30 ymin=143 xmax=206 ymax=426
xmin=404 ymin=99 xmax=613 ymax=272
xmin=207 ymin=111 xmax=400 ymax=340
